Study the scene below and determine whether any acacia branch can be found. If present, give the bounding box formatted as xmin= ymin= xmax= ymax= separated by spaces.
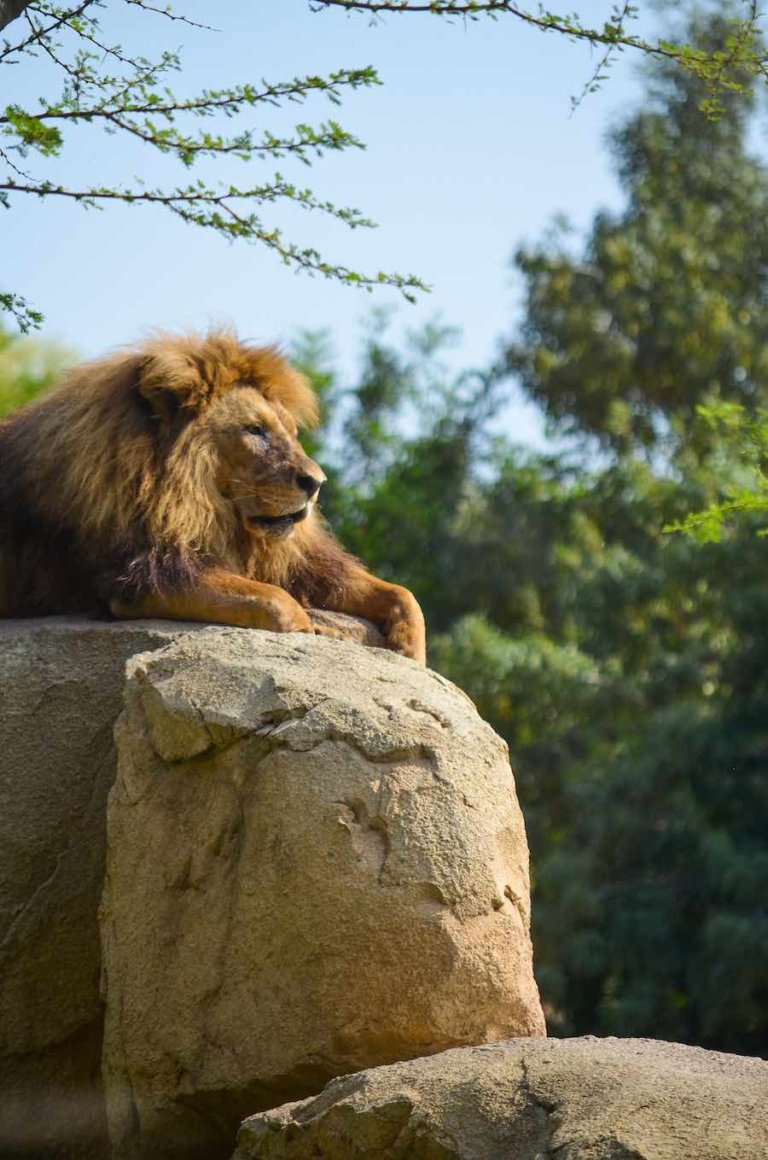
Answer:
xmin=122 ymin=0 xmax=215 ymax=31
xmin=23 ymin=7 xmax=84 ymax=85
xmin=5 ymin=100 xmax=365 ymax=163
xmin=570 ymin=1 xmax=636 ymax=114
xmin=0 ymin=142 xmax=33 ymax=178
xmin=0 ymin=1 xmax=422 ymax=328
xmin=0 ymin=177 xmax=428 ymax=297
xmin=312 ymin=0 xmax=762 ymax=72
xmin=17 ymin=69 xmax=381 ymax=123
xmin=108 ymin=116 xmax=364 ymax=164
xmin=0 ymin=176 xmax=371 ymax=218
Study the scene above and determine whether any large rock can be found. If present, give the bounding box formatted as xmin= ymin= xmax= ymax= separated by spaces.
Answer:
xmin=100 ymin=630 xmax=544 ymax=1160
xmin=234 ymin=1037 xmax=768 ymax=1159
xmin=0 ymin=612 xmax=381 ymax=1159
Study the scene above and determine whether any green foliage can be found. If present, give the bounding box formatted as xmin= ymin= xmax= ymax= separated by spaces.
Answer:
xmin=507 ymin=10 xmax=768 ymax=452
xmin=3 ymin=2 xmax=767 ymax=1057
xmin=666 ymin=403 xmax=768 ymax=540
xmin=492 ymin=11 xmax=768 ymax=1050
xmin=436 ymin=460 xmax=768 ymax=1052
xmin=1 ymin=2 xmax=426 ymax=330
xmin=0 ymin=291 xmax=43 ymax=334
xmin=0 ymin=325 xmax=73 ymax=415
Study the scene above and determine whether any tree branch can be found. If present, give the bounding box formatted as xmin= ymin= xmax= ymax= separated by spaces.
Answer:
xmin=0 ymin=1 xmax=421 ymax=328
xmin=311 ymin=0 xmax=763 ymax=74
xmin=14 ymin=69 xmax=380 ymax=123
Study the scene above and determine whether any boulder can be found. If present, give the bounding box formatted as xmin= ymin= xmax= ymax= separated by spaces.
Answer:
xmin=0 ymin=612 xmax=381 ymax=1159
xmin=100 ymin=630 xmax=544 ymax=1160
xmin=234 ymin=1036 xmax=768 ymax=1159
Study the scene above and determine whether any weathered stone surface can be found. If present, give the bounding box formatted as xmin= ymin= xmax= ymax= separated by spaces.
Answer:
xmin=0 ymin=618 xmax=190 ymax=1158
xmin=234 ymin=1036 xmax=768 ymax=1160
xmin=100 ymin=630 xmax=544 ymax=1160
xmin=0 ymin=612 xmax=384 ymax=1159
xmin=307 ymin=608 xmax=384 ymax=648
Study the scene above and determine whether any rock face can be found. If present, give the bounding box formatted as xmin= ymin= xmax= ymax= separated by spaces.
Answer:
xmin=100 ymin=630 xmax=544 ymax=1160
xmin=0 ymin=611 xmax=391 ymax=1159
xmin=0 ymin=618 xmax=192 ymax=1159
xmin=234 ymin=1037 xmax=768 ymax=1160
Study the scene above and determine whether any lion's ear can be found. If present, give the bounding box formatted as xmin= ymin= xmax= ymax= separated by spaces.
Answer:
xmin=137 ymin=350 xmax=208 ymax=420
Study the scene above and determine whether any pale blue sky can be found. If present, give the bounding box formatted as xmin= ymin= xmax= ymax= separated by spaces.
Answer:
xmin=4 ymin=0 xmax=657 ymax=443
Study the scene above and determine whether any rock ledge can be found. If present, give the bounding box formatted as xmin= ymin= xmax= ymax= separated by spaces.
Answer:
xmin=235 ymin=1036 xmax=768 ymax=1160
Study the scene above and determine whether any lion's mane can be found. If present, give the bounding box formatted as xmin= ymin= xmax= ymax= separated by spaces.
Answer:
xmin=0 ymin=331 xmax=347 ymax=616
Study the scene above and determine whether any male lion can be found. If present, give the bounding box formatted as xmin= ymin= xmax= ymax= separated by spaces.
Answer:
xmin=0 ymin=331 xmax=426 ymax=663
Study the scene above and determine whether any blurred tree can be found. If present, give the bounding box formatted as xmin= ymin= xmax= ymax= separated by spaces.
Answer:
xmin=432 ymin=453 xmax=768 ymax=1054
xmin=0 ymin=325 xmax=73 ymax=416
xmin=507 ymin=9 xmax=768 ymax=454
xmin=475 ymin=10 xmax=768 ymax=1051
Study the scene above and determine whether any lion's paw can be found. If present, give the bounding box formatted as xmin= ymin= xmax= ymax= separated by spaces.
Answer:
xmin=386 ymin=620 xmax=427 ymax=665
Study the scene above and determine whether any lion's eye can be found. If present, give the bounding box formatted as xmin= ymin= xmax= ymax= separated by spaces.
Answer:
xmin=243 ymin=424 xmax=266 ymax=438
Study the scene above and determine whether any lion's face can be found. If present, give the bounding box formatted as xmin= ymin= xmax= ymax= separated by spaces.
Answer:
xmin=204 ymin=386 xmax=326 ymax=539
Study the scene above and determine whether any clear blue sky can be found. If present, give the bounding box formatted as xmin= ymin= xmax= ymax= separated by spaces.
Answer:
xmin=4 ymin=0 xmax=655 ymax=443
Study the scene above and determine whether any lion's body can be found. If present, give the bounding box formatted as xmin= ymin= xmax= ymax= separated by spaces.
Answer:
xmin=0 ymin=332 xmax=426 ymax=662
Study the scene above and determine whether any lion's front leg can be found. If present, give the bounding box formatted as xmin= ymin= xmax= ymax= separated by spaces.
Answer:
xmin=320 ymin=568 xmax=426 ymax=665
xmin=109 ymin=568 xmax=314 ymax=635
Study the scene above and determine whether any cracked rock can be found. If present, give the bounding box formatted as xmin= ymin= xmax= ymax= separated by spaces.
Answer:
xmin=233 ymin=1037 xmax=768 ymax=1160
xmin=100 ymin=630 xmax=544 ymax=1160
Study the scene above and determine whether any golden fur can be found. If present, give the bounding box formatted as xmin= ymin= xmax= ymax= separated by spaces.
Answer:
xmin=0 ymin=330 xmax=426 ymax=661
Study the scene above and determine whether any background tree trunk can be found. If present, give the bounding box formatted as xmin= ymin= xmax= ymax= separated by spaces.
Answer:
xmin=0 ymin=1 xmax=31 ymax=33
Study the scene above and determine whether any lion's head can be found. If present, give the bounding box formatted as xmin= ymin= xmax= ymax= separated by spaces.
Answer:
xmin=136 ymin=334 xmax=326 ymax=544
xmin=14 ymin=331 xmax=327 ymax=569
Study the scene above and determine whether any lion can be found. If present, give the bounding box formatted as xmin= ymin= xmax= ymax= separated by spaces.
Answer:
xmin=0 ymin=330 xmax=426 ymax=663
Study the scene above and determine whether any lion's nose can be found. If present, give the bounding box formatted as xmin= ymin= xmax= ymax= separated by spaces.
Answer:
xmin=296 ymin=470 xmax=323 ymax=498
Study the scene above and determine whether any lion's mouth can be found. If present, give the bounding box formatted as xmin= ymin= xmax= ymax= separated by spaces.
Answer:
xmin=245 ymin=505 xmax=309 ymax=535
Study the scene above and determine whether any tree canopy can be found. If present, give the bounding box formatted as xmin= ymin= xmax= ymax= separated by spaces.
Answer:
xmin=507 ymin=11 xmax=768 ymax=453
